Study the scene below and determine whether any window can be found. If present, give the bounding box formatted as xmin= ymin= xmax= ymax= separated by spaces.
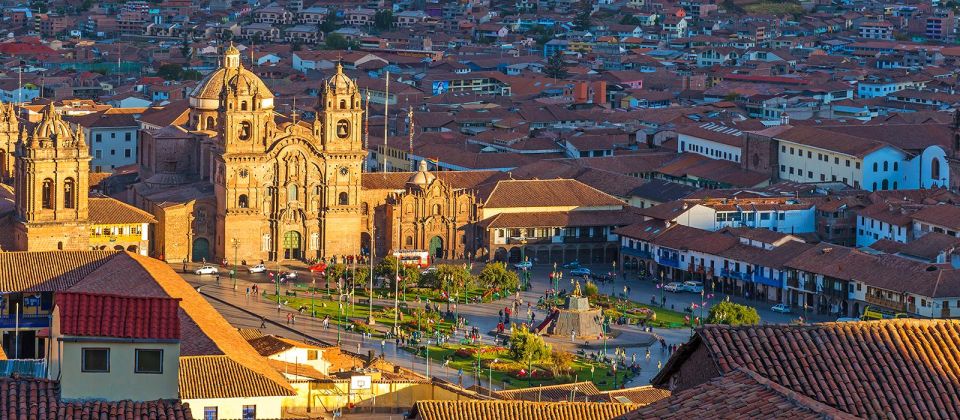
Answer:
xmin=125 ymin=132 xmax=131 ymax=141
xmin=82 ymin=348 xmax=110 ymax=372
xmin=238 ymin=194 xmax=248 ymax=208
xmin=433 ymin=204 xmax=441 ymax=215
xmin=135 ymin=349 xmax=163 ymax=373
xmin=883 ymin=161 xmax=888 ymax=171
xmin=288 ymin=184 xmax=298 ymax=200
xmin=41 ymin=178 xmax=54 ymax=209
xmin=873 ymin=162 xmax=878 ymax=172
xmin=405 ymin=236 xmax=413 ymax=246
xmin=780 ymin=165 xmax=785 ymax=172
xmin=242 ymin=405 xmax=256 ymax=420
xmin=807 ymin=151 xmax=812 ymax=158
xmin=845 ymin=159 xmax=850 ymax=167
xmin=63 ymin=178 xmax=75 ymax=209
xmin=110 ymin=149 xmax=116 ymax=156
xmin=856 ymin=162 xmax=860 ymax=169
xmin=124 ymin=149 xmax=131 ymax=158
xmin=893 ymin=162 xmax=898 ymax=171
xmin=95 ymin=150 xmax=102 ymax=159
xmin=339 ymin=192 xmax=349 ymax=205
xmin=307 ymin=350 xmax=318 ymax=360
xmin=95 ymin=134 xmax=102 ymax=142
xmin=241 ymin=101 xmax=248 ymax=111
xmin=203 ymin=407 xmax=218 ymax=420
xmin=932 ymin=158 xmax=941 ymax=180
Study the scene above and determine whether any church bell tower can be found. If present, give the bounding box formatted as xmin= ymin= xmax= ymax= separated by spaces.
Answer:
xmin=317 ymin=63 xmax=366 ymax=258
xmin=13 ymin=104 xmax=91 ymax=251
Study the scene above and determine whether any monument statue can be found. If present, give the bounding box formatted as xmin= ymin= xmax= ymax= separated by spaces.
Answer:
xmin=573 ymin=280 xmax=582 ymax=297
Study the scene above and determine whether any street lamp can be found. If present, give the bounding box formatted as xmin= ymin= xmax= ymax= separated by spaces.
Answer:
xmin=426 ymin=338 xmax=432 ymax=377
xmin=337 ymin=299 xmax=343 ymax=345
xmin=489 ymin=358 xmax=498 ymax=394
xmin=231 ymin=238 xmax=240 ymax=291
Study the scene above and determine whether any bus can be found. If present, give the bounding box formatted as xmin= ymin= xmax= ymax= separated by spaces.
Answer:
xmin=861 ymin=305 xmax=909 ymax=321
xmin=393 ymin=250 xmax=431 ymax=268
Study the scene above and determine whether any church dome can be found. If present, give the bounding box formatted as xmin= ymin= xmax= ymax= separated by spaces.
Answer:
xmin=189 ymin=44 xmax=275 ymax=111
xmin=325 ymin=63 xmax=357 ymax=95
xmin=407 ymin=160 xmax=436 ymax=187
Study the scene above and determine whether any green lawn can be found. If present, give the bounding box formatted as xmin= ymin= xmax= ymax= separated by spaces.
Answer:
xmin=551 ymin=294 xmax=690 ymax=329
xmin=405 ymin=344 xmax=634 ymax=391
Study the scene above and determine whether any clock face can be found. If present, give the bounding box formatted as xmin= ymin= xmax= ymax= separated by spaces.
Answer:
xmin=339 ymin=166 xmax=349 ymax=176
xmin=336 ymin=119 xmax=350 ymax=139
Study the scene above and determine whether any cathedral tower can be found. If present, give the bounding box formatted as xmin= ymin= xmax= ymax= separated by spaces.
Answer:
xmin=316 ymin=63 xmax=366 ymax=258
xmin=0 ymin=103 xmax=20 ymax=183
xmin=13 ymin=104 xmax=91 ymax=251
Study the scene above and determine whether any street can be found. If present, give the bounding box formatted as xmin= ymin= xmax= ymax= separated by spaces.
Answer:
xmin=180 ymin=259 xmax=831 ymax=389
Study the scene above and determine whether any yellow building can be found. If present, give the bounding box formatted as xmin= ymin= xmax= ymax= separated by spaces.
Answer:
xmin=87 ymin=196 xmax=157 ymax=255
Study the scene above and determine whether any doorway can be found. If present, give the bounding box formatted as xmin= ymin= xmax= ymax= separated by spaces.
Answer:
xmin=192 ymin=238 xmax=210 ymax=262
xmin=429 ymin=236 xmax=443 ymax=259
xmin=283 ymin=231 xmax=303 ymax=260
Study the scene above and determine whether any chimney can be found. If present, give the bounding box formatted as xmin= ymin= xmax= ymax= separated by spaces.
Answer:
xmin=574 ymin=81 xmax=588 ymax=104
xmin=592 ymin=80 xmax=607 ymax=106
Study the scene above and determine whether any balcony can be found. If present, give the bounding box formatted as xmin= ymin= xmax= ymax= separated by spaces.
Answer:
xmin=752 ymin=272 xmax=781 ymax=288
xmin=0 ymin=314 xmax=49 ymax=329
xmin=658 ymin=255 xmax=681 ymax=268
xmin=506 ymin=237 xmax=552 ymax=245
xmin=865 ymin=294 xmax=916 ymax=313
xmin=562 ymin=235 xmax=608 ymax=244
xmin=621 ymin=247 xmax=653 ymax=260
xmin=787 ymin=276 xmax=815 ymax=292
xmin=720 ymin=269 xmax=751 ymax=282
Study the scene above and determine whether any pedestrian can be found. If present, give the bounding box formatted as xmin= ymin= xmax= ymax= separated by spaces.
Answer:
xmin=292 ymin=315 xmax=296 ymax=325
xmin=277 ymin=303 xmax=281 ymax=314
xmin=215 ymin=274 xmax=220 ymax=285
xmin=646 ymin=349 xmax=651 ymax=361
xmin=286 ymin=313 xmax=291 ymax=324
xmin=260 ymin=317 xmax=266 ymax=329
xmin=245 ymin=287 xmax=250 ymax=297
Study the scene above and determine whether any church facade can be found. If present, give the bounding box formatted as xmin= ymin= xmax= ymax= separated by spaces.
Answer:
xmin=134 ymin=45 xmax=365 ymax=263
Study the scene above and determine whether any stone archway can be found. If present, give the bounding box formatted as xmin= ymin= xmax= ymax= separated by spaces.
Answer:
xmin=494 ymin=247 xmax=508 ymax=262
xmin=360 ymin=232 xmax=372 ymax=256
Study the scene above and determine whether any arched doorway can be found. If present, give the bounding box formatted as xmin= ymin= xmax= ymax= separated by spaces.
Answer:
xmin=360 ymin=232 xmax=371 ymax=256
xmin=283 ymin=231 xmax=302 ymax=260
xmin=429 ymin=236 xmax=443 ymax=259
xmin=192 ymin=238 xmax=210 ymax=262
xmin=127 ymin=245 xmax=139 ymax=254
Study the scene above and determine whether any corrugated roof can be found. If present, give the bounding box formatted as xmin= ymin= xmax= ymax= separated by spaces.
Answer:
xmin=56 ymin=292 xmax=180 ymax=340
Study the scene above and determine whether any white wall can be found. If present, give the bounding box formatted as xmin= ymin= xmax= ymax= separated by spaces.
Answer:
xmin=185 ymin=395 xmax=284 ymax=420
xmin=677 ymin=133 xmax=741 ymax=163
xmin=777 ymin=141 xmax=863 ymax=188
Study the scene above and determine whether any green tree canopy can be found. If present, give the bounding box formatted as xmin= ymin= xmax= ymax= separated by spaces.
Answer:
xmin=325 ymin=33 xmax=351 ymax=50
xmin=156 ymin=63 xmax=186 ymax=81
xmin=419 ymin=264 xmax=474 ymax=292
xmin=573 ymin=1 xmax=593 ymax=31
xmin=478 ymin=262 xmax=519 ymax=291
xmin=320 ymin=11 xmax=338 ymax=33
xmin=374 ymin=10 xmax=395 ymax=30
xmin=375 ymin=256 xmax=420 ymax=289
xmin=707 ymin=301 xmax=761 ymax=326
xmin=508 ymin=326 xmax=551 ymax=363
xmin=543 ymin=51 xmax=569 ymax=79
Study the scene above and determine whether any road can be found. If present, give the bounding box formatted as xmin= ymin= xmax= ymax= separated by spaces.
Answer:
xmin=180 ymin=260 xmax=830 ymax=389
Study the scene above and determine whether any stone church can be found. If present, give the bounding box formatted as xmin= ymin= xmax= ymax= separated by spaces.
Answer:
xmin=134 ymin=45 xmax=365 ymax=263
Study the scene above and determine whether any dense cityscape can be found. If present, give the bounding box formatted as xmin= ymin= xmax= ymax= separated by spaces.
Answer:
xmin=0 ymin=0 xmax=959 ymax=418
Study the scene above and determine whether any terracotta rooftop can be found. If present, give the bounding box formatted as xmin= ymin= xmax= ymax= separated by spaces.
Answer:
xmin=494 ymin=381 xmax=601 ymax=402
xmin=483 ymin=179 xmax=624 ymax=209
xmin=479 ymin=208 xmax=644 ymax=229
xmin=0 ymin=376 xmax=191 ymax=419
xmin=88 ymin=197 xmax=158 ymax=225
xmin=409 ymin=400 xmax=636 ymax=420
xmin=653 ymin=320 xmax=960 ymax=419
xmin=625 ymin=368 xmax=858 ymax=419
xmin=55 ymin=292 xmax=180 ymax=340
xmin=247 ymin=334 xmax=324 ymax=357
xmin=0 ymin=250 xmax=119 ymax=292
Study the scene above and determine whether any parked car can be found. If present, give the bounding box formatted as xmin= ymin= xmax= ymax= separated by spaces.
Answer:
xmin=562 ymin=261 xmax=581 ymax=269
xmin=682 ymin=281 xmax=703 ymax=293
xmin=836 ymin=317 xmax=860 ymax=322
xmin=195 ymin=265 xmax=218 ymax=275
xmin=248 ymin=264 xmax=267 ymax=273
xmin=771 ymin=303 xmax=791 ymax=313
xmin=421 ymin=267 xmax=437 ymax=275
xmin=308 ymin=262 xmax=327 ymax=273
xmin=663 ymin=282 xmax=684 ymax=292
xmin=569 ymin=267 xmax=592 ymax=277
xmin=281 ymin=271 xmax=297 ymax=280
xmin=514 ymin=261 xmax=533 ymax=269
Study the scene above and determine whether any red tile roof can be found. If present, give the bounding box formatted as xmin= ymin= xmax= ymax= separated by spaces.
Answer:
xmin=0 ymin=377 xmax=191 ymax=419
xmin=56 ymin=292 xmax=181 ymax=340
xmin=654 ymin=320 xmax=960 ymax=419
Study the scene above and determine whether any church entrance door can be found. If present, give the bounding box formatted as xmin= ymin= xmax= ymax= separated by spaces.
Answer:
xmin=192 ymin=238 xmax=210 ymax=262
xmin=283 ymin=231 xmax=302 ymax=260
xmin=429 ymin=236 xmax=443 ymax=260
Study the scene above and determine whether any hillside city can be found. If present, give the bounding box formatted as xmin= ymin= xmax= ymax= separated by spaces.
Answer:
xmin=0 ymin=0 xmax=960 ymax=418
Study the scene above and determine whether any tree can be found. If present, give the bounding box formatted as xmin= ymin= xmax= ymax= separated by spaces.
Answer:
xmin=707 ymin=301 xmax=761 ymax=326
xmin=325 ymin=33 xmax=350 ymax=50
xmin=479 ymin=262 xmax=520 ymax=291
xmin=320 ymin=11 xmax=338 ymax=33
xmin=543 ymin=51 xmax=568 ymax=79
xmin=508 ymin=326 xmax=551 ymax=363
xmin=373 ymin=10 xmax=395 ymax=30
xmin=527 ymin=24 xmax=556 ymax=46
xmin=419 ymin=264 xmax=474 ymax=292
xmin=619 ymin=15 xmax=641 ymax=25
xmin=548 ymin=349 xmax=575 ymax=376
xmin=584 ymin=280 xmax=599 ymax=298
xmin=573 ymin=1 xmax=593 ymax=31
xmin=156 ymin=63 xmax=185 ymax=80
xmin=375 ymin=256 xmax=421 ymax=289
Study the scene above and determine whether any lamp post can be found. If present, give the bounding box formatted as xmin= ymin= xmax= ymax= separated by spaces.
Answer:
xmin=368 ymin=226 xmax=375 ymax=325
xmin=520 ymin=238 xmax=528 ymax=290
xmin=489 ymin=358 xmax=498 ymax=394
xmin=231 ymin=238 xmax=240 ymax=291
xmin=611 ymin=261 xmax=616 ymax=297
xmin=426 ymin=338 xmax=431 ymax=377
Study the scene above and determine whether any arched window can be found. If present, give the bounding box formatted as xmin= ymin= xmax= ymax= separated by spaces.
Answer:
xmin=238 ymin=194 xmax=249 ymax=208
xmin=338 ymin=192 xmax=349 ymax=205
xmin=872 ymin=162 xmax=878 ymax=172
xmin=57 ymin=241 xmax=63 ymax=250
xmin=932 ymin=158 xmax=942 ymax=181
xmin=893 ymin=162 xmax=898 ymax=171
xmin=241 ymin=101 xmax=248 ymax=111
xmin=405 ymin=236 xmax=413 ymax=246
xmin=361 ymin=202 xmax=369 ymax=215
xmin=872 ymin=182 xmax=877 ymax=191
xmin=288 ymin=184 xmax=298 ymax=201
xmin=63 ymin=178 xmax=75 ymax=209
xmin=881 ymin=179 xmax=889 ymax=190
xmin=893 ymin=181 xmax=898 ymax=190
xmin=41 ymin=178 xmax=54 ymax=209
xmin=0 ymin=149 xmax=5 ymax=176
xmin=883 ymin=161 xmax=888 ymax=171
xmin=433 ymin=204 xmax=441 ymax=215
xmin=340 ymin=99 xmax=346 ymax=109
xmin=206 ymin=116 xmax=215 ymax=129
